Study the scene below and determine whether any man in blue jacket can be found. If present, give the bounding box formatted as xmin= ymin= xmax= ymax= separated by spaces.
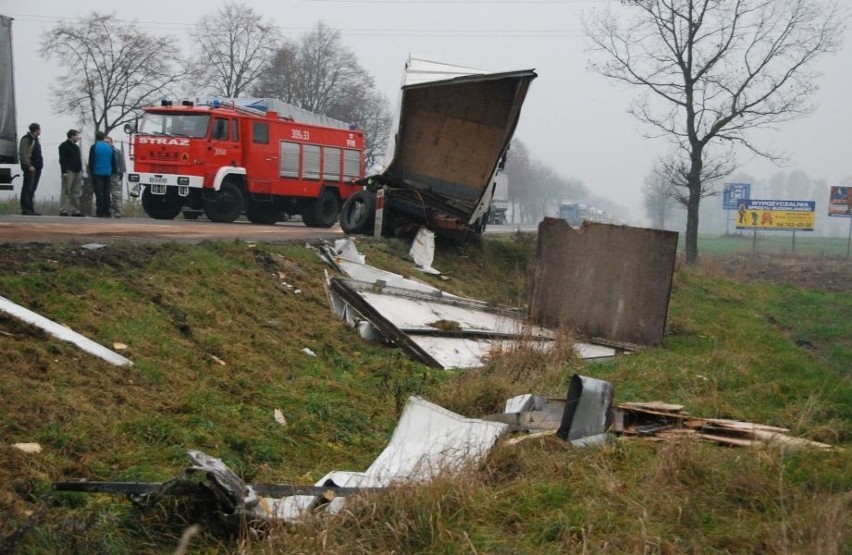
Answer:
xmin=87 ymin=131 xmax=114 ymax=217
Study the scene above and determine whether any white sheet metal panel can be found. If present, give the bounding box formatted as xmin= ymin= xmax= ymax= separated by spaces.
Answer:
xmin=357 ymin=290 xmax=548 ymax=336
xmin=266 ymin=396 xmax=507 ymax=520
xmin=402 ymin=56 xmax=489 ymax=86
xmin=408 ymin=336 xmax=615 ymax=370
xmin=408 ymin=335 xmax=553 ymax=369
xmin=321 ymin=239 xmax=618 ymax=369
xmin=0 ymin=295 xmax=133 ymax=367
xmin=334 ymin=260 xmax=447 ymax=295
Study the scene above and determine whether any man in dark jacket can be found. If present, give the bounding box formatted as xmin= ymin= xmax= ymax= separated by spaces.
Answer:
xmin=87 ymin=131 xmax=114 ymax=217
xmin=18 ymin=122 xmax=43 ymax=215
xmin=58 ymin=129 xmax=85 ymax=217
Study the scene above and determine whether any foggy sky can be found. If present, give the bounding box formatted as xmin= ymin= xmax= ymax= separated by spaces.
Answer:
xmin=3 ymin=0 xmax=851 ymax=222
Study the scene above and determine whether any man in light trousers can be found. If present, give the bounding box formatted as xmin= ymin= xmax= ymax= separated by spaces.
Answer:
xmin=104 ymin=136 xmax=125 ymax=218
xmin=58 ymin=129 xmax=85 ymax=217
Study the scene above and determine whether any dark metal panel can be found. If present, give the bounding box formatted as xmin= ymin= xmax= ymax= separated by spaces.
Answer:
xmin=556 ymin=374 xmax=614 ymax=443
xmin=530 ymin=218 xmax=678 ymax=346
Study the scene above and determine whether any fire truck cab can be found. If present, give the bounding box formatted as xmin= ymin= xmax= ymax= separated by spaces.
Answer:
xmin=127 ymin=99 xmax=365 ymax=227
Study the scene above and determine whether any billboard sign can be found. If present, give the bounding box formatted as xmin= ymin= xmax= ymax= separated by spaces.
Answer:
xmin=723 ymin=182 xmax=750 ymax=210
xmin=828 ymin=186 xmax=852 ymax=218
xmin=735 ymin=199 xmax=815 ymax=231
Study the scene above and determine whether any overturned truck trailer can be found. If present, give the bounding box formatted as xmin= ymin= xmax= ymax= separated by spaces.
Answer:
xmin=340 ymin=59 xmax=537 ymax=240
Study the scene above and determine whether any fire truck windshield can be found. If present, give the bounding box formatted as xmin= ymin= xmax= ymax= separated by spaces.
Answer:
xmin=140 ymin=112 xmax=211 ymax=138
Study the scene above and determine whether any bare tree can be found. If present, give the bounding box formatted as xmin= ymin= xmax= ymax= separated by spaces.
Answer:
xmin=292 ymin=22 xmax=370 ymax=115
xmin=40 ymin=12 xmax=184 ymax=135
xmin=190 ymin=2 xmax=280 ymax=97
xmin=586 ymin=0 xmax=846 ymax=263
xmin=505 ymin=139 xmax=589 ymax=224
xmin=253 ymin=21 xmax=392 ymax=168
xmin=252 ymin=42 xmax=300 ymax=102
xmin=643 ymin=162 xmax=677 ymax=229
xmin=660 ymin=149 xmax=733 ymax=205
xmin=351 ymin=90 xmax=393 ymax=170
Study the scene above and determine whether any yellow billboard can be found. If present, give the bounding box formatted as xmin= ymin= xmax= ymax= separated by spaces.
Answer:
xmin=735 ymin=200 xmax=815 ymax=231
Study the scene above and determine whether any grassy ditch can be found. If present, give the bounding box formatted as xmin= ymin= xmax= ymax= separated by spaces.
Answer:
xmin=0 ymin=236 xmax=849 ymax=554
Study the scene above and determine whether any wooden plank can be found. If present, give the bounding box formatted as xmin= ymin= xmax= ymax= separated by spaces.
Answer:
xmin=750 ymin=430 xmax=832 ymax=450
xmin=616 ymin=401 xmax=685 ymax=414
xmin=504 ymin=430 xmax=557 ymax=446
xmin=695 ymin=432 xmax=756 ymax=447
xmin=698 ymin=418 xmax=790 ymax=433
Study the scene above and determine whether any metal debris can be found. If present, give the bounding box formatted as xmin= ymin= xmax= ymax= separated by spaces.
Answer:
xmin=56 ymin=397 xmax=507 ymax=524
xmin=0 ymin=294 xmax=134 ymax=367
xmin=319 ymin=239 xmax=619 ymax=369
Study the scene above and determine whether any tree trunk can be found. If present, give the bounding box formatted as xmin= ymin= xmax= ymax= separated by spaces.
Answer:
xmin=685 ymin=171 xmax=702 ymax=265
xmin=684 ymin=144 xmax=704 ymax=265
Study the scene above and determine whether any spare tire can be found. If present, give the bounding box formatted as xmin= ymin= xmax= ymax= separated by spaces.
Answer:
xmin=339 ymin=190 xmax=376 ymax=235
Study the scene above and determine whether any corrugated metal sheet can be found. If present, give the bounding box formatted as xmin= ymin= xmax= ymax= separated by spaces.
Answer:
xmin=302 ymin=144 xmax=321 ymax=180
xmin=343 ymin=149 xmax=361 ymax=179
xmin=324 ymin=146 xmax=342 ymax=181
xmin=279 ymin=141 xmax=299 ymax=178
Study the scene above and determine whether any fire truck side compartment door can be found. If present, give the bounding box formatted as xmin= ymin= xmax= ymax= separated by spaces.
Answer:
xmin=249 ymin=121 xmax=276 ymax=194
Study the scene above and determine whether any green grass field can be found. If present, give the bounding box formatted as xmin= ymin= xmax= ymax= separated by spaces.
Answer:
xmin=0 ymin=236 xmax=849 ymax=554
xmin=688 ymin=232 xmax=851 ymax=257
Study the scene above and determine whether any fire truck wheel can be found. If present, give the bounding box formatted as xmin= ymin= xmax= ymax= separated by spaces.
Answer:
xmin=246 ymin=202 xmax=279 ymax=225
xmin=204 ymin=180 xmax=244 ymax=223
xmin=142 ymin=187 xmax=183 ymax=220
xmin=303 ymin=189 xmax=340 ymax=228
xmin=339 ymin=190 xmax=375 ymax=234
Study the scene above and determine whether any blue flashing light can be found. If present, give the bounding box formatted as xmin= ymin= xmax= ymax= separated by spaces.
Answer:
xmin=212 ymin=99 xmax=222 ymax=108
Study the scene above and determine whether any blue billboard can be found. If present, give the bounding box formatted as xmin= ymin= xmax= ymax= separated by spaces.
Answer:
xmin=723 ymin=183 xmax=751 ymax=210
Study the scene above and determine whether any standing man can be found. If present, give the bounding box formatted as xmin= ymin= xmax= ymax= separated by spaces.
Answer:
xmin=104 ymin=136 xmax=125 ymax=218
xmin=87 ymin=131 xmax=114 ymax=217
xmin=58 ymin=129 xmax=85 ymax=217
xmin=18 ymin=122 xmax=43 ymax=215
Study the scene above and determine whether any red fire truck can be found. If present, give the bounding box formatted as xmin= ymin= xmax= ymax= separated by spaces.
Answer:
xmin=126 ymin=99 xmax=365 ymax=226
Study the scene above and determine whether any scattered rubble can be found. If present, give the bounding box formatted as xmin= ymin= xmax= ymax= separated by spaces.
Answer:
xmin=54 ymin=374 xmax=832 ymax=529
xmin=56 ymin=397 xmax=507 ymax=523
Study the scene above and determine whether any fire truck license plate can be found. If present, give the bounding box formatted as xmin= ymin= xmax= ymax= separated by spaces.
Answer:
xmin=150 ymin=176 xmax=168 ymax=184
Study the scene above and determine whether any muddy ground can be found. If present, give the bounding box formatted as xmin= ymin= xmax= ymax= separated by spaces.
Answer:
xmin=698 ymin=252 xmax=852 ymax=293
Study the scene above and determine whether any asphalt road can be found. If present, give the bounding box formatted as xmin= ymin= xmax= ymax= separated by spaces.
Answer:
xmin=0 ymin=214 xmax=344 ymax=245
xmin=0 ymin=213 xmax=538 ymax=245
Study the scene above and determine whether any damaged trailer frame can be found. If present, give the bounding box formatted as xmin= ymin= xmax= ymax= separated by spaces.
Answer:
xmin=320 ymin=238 xmax=619 ymax=370
xmin=340 ymin=59 xmax=537 ymax=240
